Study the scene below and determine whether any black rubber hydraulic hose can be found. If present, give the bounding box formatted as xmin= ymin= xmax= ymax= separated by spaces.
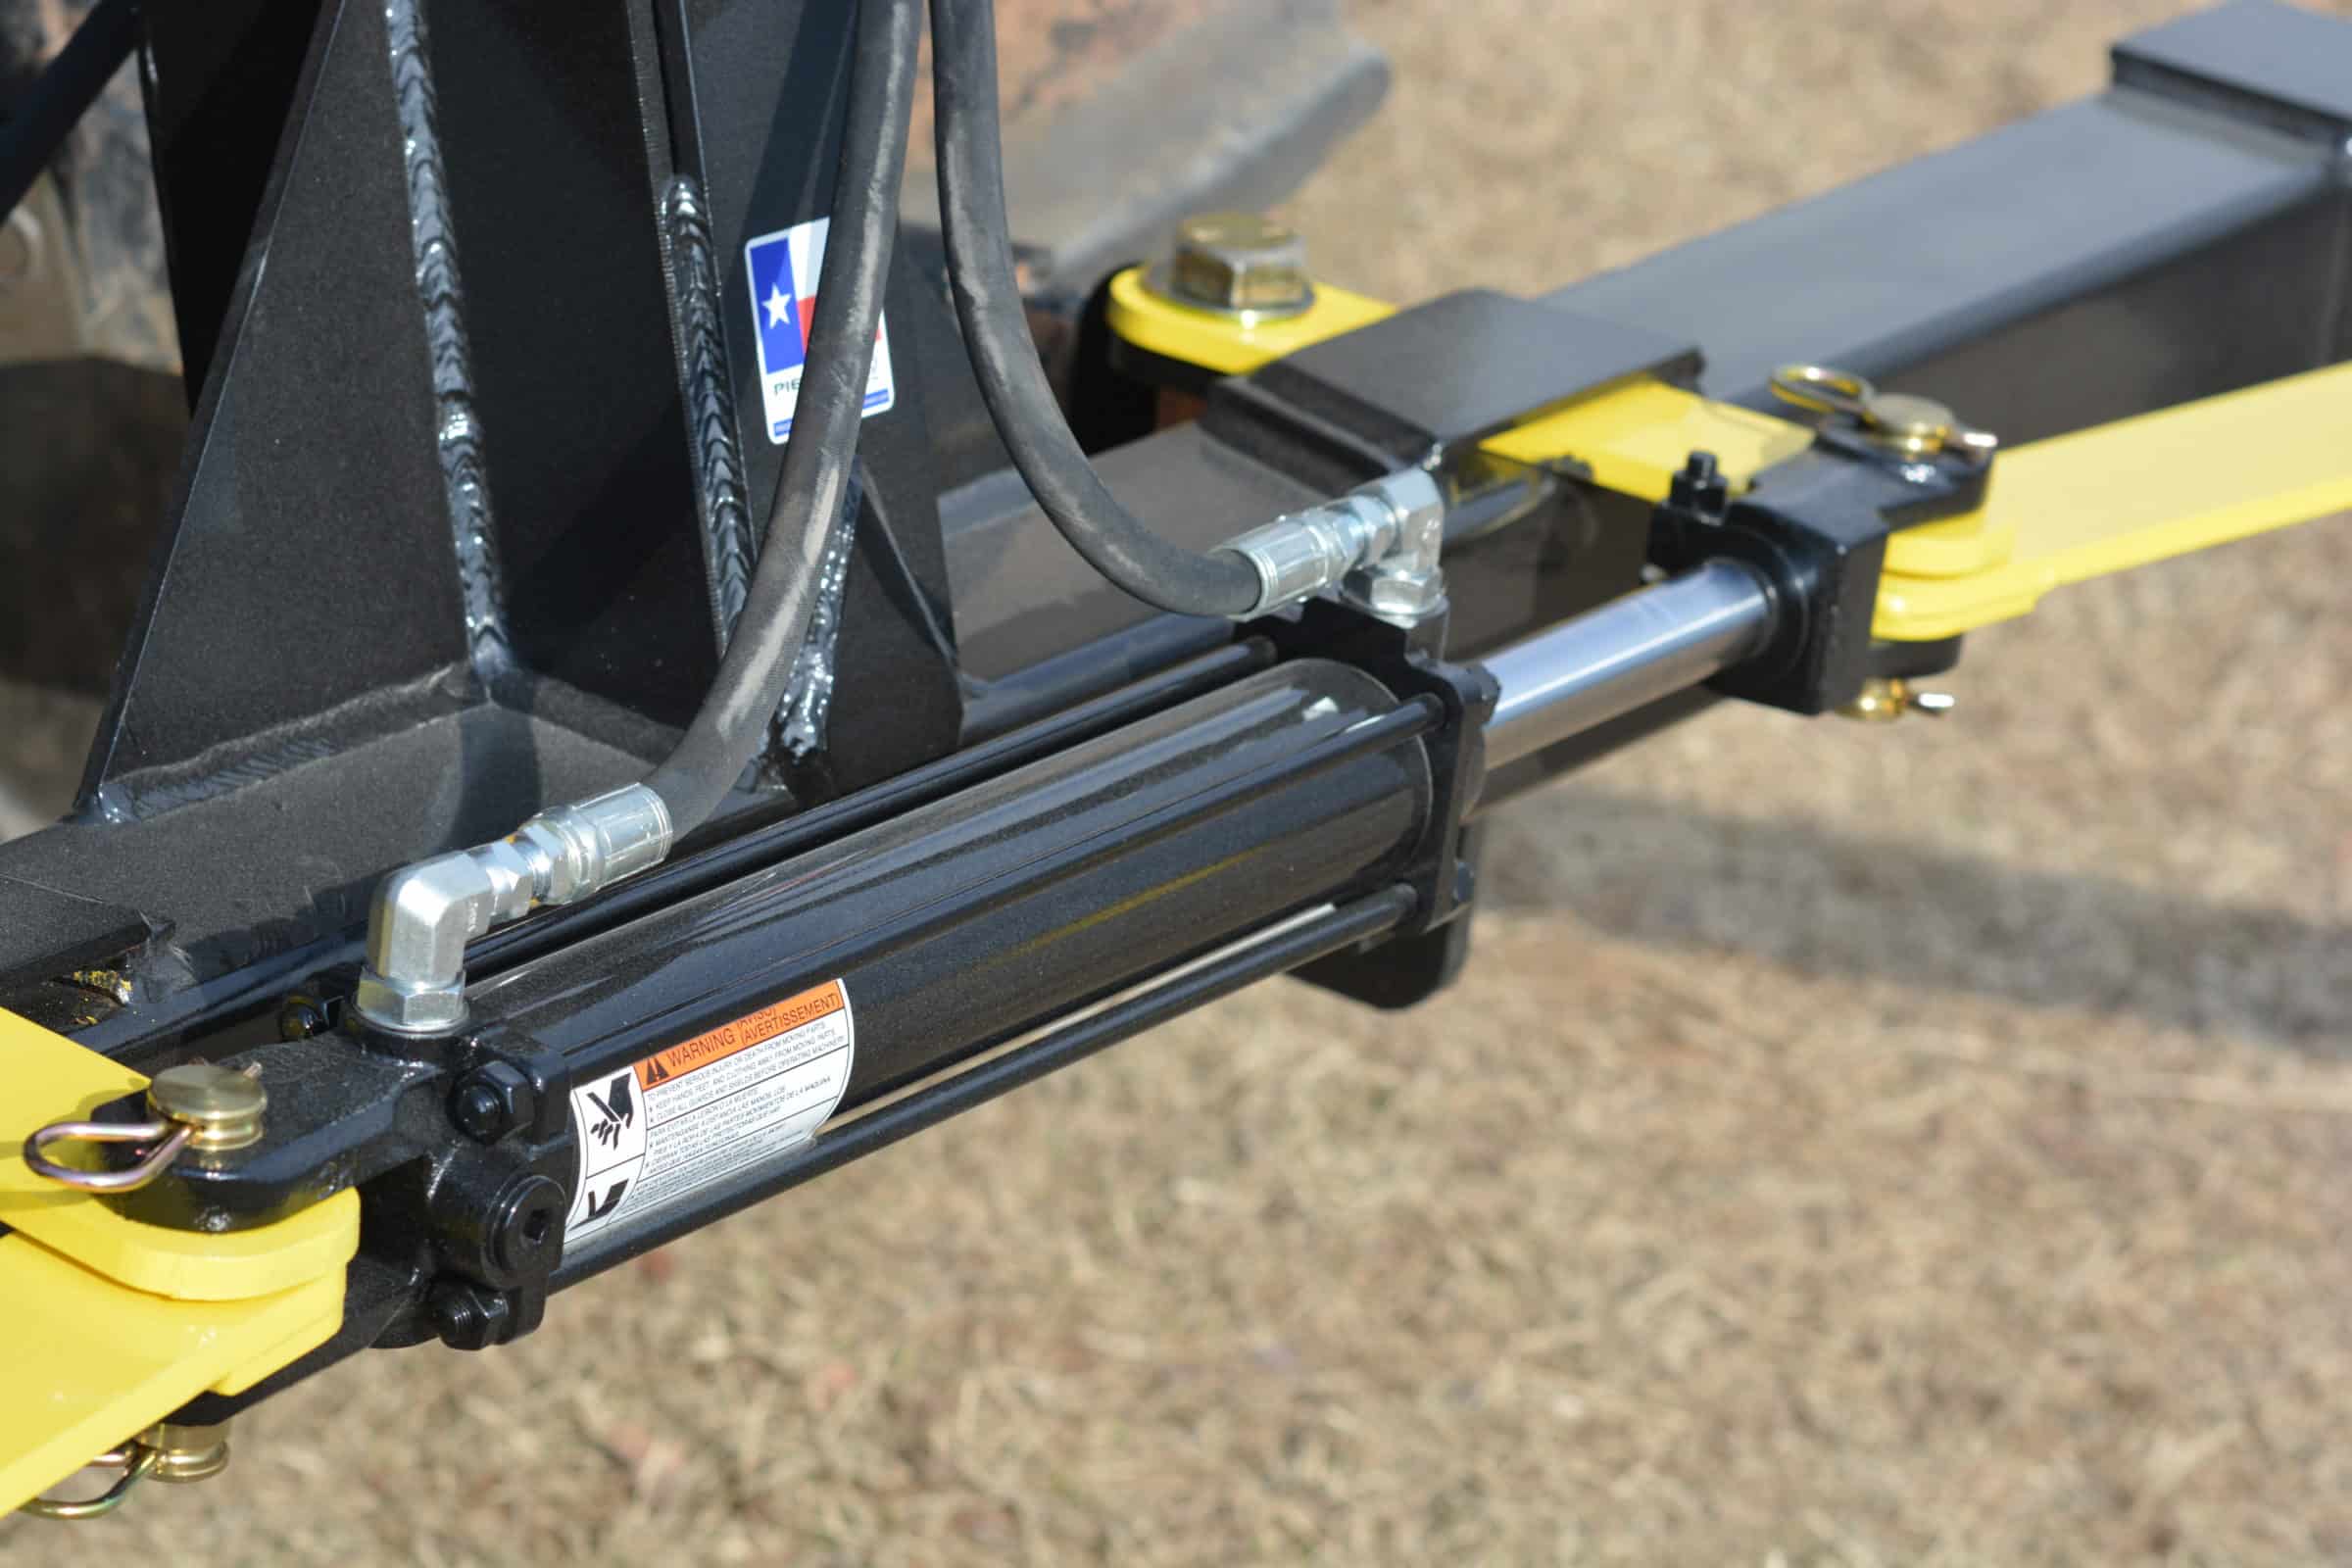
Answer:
xmin=927 ymin=0 xmax=1262 ymax=617
xmin=0 ymin=0 xmax=138 ymax=220
xmin=644 ymin=0 xmax=921 ymax=833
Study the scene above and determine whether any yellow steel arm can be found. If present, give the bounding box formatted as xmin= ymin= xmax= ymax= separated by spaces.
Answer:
xmin=1874 ymin=363 xmax=2352 ymax=640
xmin=0 ymin=1010 xmax=356 ymax=1514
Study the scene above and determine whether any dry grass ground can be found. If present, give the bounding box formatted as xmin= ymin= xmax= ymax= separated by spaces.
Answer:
xmin=18 ymin=1 xmax=2352 ymax=1562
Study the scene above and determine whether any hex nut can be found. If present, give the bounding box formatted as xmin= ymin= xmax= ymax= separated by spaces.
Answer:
xmin=427 ymin=1280 xmax=513 ymax=1351
xmin=451 ymin=1061 xmax=532 ymax=1142
xmin=354 ymin=969 xmax=466 ymax=1035
xmin=1343 ymin=562 xmax=1447 ymax=624
xmin=277 ymin=994 xmax=331 ymax=1040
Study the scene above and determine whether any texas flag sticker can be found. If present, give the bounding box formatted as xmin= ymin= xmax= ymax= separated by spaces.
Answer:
xmin=744 ymin=216 xmax=896 ymax=444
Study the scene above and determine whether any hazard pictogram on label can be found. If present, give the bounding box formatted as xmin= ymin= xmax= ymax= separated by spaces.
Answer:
xmin=566 ymin=979 xmax=855 ymax=1242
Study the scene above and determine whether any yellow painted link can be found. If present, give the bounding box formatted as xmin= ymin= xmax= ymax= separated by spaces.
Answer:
xmin=0 ymin=1010 xmax=357 ymax=1300
xmin=1877 ymin=363 xmax=2352 ymax=639
xmin=1 ymin=1231 xmax=348 ymax=1513
xmin=0 ymin=1010 xmax=356 ymax=1513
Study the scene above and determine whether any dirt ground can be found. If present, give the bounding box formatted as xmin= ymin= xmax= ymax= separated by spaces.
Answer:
xmin=18 ymin=0 xmax=2352 ymax=1562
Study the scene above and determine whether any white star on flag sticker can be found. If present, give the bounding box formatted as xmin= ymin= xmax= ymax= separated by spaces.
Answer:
xmin=765 ymin=283 xmax=793 ymax=329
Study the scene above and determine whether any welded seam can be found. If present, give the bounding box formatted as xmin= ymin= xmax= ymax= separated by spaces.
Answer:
xmin=660 ymin=173 xmax=851 ymax=765
xmin=661 ymin=175 xmax=760 ymax=649
xmin=775 ymin=475 xmax=861 ymax=760
xmin=386 ymin=0 xmax=511 ymax=678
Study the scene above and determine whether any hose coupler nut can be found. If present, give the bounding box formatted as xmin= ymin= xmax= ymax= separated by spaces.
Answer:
xmin=511 ymin=783 xmax=673 ymax=904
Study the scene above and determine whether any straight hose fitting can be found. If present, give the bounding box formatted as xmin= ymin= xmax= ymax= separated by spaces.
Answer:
xmin=354 ymin=783 xmax=673 ymax=1035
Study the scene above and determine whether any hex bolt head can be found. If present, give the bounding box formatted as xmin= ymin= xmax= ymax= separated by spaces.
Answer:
xmin=1162 ymin=212 xmax=1312 ymax=316
xmin=1669 ymin=450 xmax=1730 ymax=517
xmin=1341 ymin=561 xmax=1447 ymax=624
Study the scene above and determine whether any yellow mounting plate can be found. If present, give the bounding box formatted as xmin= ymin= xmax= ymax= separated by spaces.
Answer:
xmin=1104 ymin=266 xmax=1813 ymax=500
xmin=1102 ymin=266 xmax=1393 ymax=375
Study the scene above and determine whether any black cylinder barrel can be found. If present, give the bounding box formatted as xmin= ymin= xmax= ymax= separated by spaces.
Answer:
xmin=467 ymin=658 xmax=1432 ymax=1241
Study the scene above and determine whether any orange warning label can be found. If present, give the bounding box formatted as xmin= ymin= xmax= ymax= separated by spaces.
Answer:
xmin=635 ymin=980 xmax=846 ymax=1090
xmin=567 ymin=976 xmax=857 ymax=1243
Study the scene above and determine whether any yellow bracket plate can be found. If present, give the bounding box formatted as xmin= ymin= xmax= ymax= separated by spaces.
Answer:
xmin=0 ymin=1009 xmax=357 ymax=1513
xmin=1876 ymin=363 xmax=2352 ymax=639
xmin=1102 ymin=266 xmax=1394 ymax=374
xmin=1483 ymin=378 xmax=1811 ymax=503
xmin=1104 ymin=266 xmax=1812 ymax=500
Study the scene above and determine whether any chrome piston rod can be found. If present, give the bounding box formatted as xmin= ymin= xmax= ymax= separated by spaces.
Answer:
xmin=1481 ymin=560 xmax=1777 ymax=769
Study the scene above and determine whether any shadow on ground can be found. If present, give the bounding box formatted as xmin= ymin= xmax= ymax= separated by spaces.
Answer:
xmin=1486 ymin=788 xmax=2351 ymax=1053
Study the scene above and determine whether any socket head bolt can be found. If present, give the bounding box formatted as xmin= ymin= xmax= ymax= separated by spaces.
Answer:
xmin=1153 ymin=212 xmax=1314 ymax=318
xmin=1769 ymin=364 xmax=1997 ymax=463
